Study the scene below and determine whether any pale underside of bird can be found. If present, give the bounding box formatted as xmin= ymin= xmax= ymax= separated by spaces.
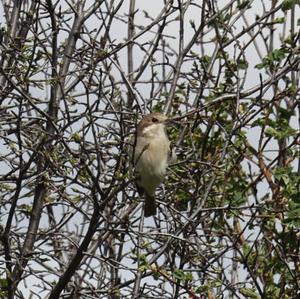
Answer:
xmin=134 ymin=113 xmax=170 ymax=217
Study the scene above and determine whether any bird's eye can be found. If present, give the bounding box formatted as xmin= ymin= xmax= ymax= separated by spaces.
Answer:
xmin=152 ymin=117 xmax=158 ymax=123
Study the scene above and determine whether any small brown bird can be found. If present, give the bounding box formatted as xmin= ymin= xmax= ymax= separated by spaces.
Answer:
xmin=134 ymin=113 xmax=170 ymax=217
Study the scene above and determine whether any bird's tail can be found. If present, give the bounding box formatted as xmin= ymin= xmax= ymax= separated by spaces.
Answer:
xmin=144 ymin=194 xmax=156 ymax=217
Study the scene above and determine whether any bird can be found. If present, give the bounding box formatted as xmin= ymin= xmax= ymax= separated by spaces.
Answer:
xmin=134 ymin=112 xmax=171 ymax=217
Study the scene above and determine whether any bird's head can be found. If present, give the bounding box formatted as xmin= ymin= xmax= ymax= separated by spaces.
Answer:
xmin=137 ymin=113 xmax=169 ymax=137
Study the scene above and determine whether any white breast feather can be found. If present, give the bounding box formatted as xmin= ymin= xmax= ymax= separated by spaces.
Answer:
xmin=135 ymin=124 xmax=170 ymax=195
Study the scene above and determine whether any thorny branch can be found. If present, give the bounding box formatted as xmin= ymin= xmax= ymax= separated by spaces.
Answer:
xmin=0 ymin=1 xmax=299 ymax=298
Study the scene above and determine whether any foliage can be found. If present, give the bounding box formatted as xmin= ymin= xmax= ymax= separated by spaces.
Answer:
xmin=0 ymin=0 xmax=299 ymax=298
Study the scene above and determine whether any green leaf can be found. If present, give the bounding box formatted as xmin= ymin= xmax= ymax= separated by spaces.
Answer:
xmin=231 ymin=191 xmax=247 ymax=206
xmin=272 ymin=48 xmax=287 ymax=60
xmin=282 ymin=0 xmax=296 ymax=11
xmin=238 ymin=0 xmax=250 ymax=10
xmin=240 ymin=288 xmax=260 ymax=298
xmin=255 ymin=62 xmax=265 ymax=69
xmin=277 ymin=106 xmax=295 ymax=120
xmin=200 ymin=55 xmax=211 ymax=66
xmin=0 ymin=277 xmax=8 ymax=298
xmin=71 ymin=132 xmax=81 ymax=142
xmin=237 ymin=59 xmax=248 ymax=70
xmin=173 ymin=269 xmax=193 ymax=282
xmin=274 ymin=166 xmax=291 ymax=185
xmin=265 ymin=124 xmax=296 ymax=140
xmin=255 ymin=48 xmax=288 ymax=69
xmin=137 ymin=254 xmax=148 ymax=271
xmin=265 ymin=127 xmax=280 ymax=139
xmin=251 ymin=118 xmax=266 ymax=127
xmin=284 ymin=202 xmax=300 ymax=228
xmin=274 ymin=17 xmax=285 ymax=23
xmin=0 ymin=278 xmax=8 ymax=289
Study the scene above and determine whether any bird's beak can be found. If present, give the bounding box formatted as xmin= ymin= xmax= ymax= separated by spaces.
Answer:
xmin=164 ymin=119 xmax=171 ymax=126
xmin=164 ymin=117 xmax=175 ymax=126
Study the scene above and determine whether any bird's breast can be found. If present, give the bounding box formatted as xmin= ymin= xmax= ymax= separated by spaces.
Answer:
xmin=135 ymin=136 xmax=169 ymax=177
